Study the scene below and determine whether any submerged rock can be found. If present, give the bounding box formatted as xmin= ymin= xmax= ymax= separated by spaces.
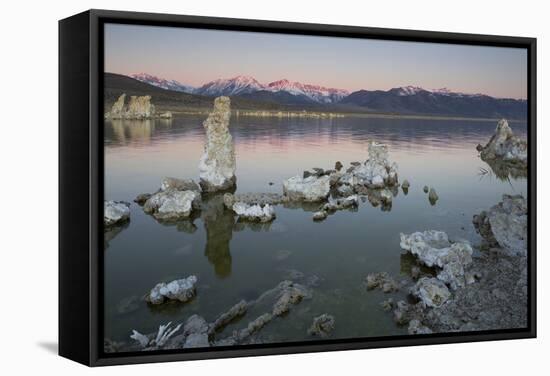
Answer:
xmin=365 ymin=272 xmax=399 ymax=293
xmin=143 ymin=189 xmax=200 ymax=220
xmin=428 ymin=188 xmax=439 ymax=205
xmin=236 ymin=313 xmax=274 ymax=342
xmin=380 ymin=298 xmax=395 ymax=311
xmin=104 ymin=201 xmax=130 ymax=227
xmin=477 ymin=119 xmax=527 ymax=166
xmin=283 ymin=175 xmax=331 ymax=202
xmin=402 ymin=179 xmax=410 ymax=189
xmin=272 ymin=281 xmax=310 ymax=316
xmin=232 ymin=202 xmax=276 ymax=222
xmin=400 ymin=230 xmax=473 ymax=290
xmin=411 ymin=277 xmax=451 ymax=308
xmin=198 ymin=96 xmax=236 ymax=192
xmin=134 ymin=193 xmax=152 ymax=205
xmin=312 ymin=210 xmax=328 ymax=221
xmin=473 ymin=194 xmax=527 ymax=256
xmin=117 ymin=295 xmax=140 ymax=315
xmin=146 ymin=275 xmax=197 ymax=305
xmin=308 ymin=314 xmax=335 ymax=337
xmin=210 ymin=300 xmax=248 ymax=334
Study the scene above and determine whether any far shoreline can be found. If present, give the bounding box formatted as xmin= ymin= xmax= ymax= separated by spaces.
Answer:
xmin=163 ymin=108 xmax=527 ymax=123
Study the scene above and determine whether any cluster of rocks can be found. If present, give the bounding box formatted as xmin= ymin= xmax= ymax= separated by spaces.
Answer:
xmin=118 ymin=280 xmax=320 ymax=351
xmin=139 ymin=177 xmax=202 ymax=221
xmin=476 ymin=119 xmax=527 ymax=168
xmin=365 ymin=272 xmax=400 ymax=293
xmin=105 ymin=93 xmax=172 ymax=120
xmin=400 ymin=230 xmax=473 ymax=290
xmin=366 ymin=193 xmax=528 ymax=335
xmin=145 ymin=275 xmax=198 ymax=305
xmin=223 ymin=192 xmax=276 ymax=223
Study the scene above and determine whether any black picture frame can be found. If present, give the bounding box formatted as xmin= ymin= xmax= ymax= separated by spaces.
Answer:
xmin=59 ymin=9 xmax=537 ymax=367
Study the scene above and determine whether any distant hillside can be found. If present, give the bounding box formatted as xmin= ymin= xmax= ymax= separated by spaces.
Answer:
xmin=105 ymin=73 xmax=527 ymax=120
xmin=340 ymin=87 xmax=527 ymax=120
xmin=104 ymin=73 xmax=303 ymax=113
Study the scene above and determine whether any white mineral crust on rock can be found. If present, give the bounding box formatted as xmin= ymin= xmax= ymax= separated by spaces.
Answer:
xmin=411 ymin=277 xmax=451 ymax=308
xmin=232 ymin=202 xmax=276 ymax=222
xmin=482 ymin=195 xmax=527 ymax=256
xmin=283 ymin=175 xmax=330 ymax=202
xmin=143 ymin=190 xmax=200 ymax=220
xmin=400 ymin=230 xmax=473 ymax=290
xmin=352 ymin=141 xmax=399 ymax=187
xmin=478 ymin=119 xmax=527 ymax=165
xmin=160 ymin=177 xmax=200 ymax=192
xmin=146 ymin=276 xmax=198 ymax=305
xmin=198 ymin=96 xmax=236 ymax=192
xmin=106 ymin=94 xmax=158 ymax=119
xmin=104 ymin=201 xmax=130 ymax=226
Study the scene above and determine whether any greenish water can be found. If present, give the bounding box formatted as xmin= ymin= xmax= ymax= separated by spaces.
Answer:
xmin=103 ymin=115 xmax=527 ymax=346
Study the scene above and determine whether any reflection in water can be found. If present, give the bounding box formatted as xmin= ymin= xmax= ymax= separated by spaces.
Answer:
xmin=104 ymin=222 xmax=129 ymax=250
xmin=234 ymin=220 xmax=273 ymax=232
xmin=107 ymin=118 xmax=173 ymax=145
xmin=103 ymin=114 xmax=529 ymax=343
xmin=480 ymin=157 xmax=528 ymax=181
xmin=201 ymin=194 xmax=235 ymax=278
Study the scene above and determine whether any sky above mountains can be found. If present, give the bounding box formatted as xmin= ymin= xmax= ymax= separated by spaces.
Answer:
xmin=104 ymin=23 xmax=527 ymax=99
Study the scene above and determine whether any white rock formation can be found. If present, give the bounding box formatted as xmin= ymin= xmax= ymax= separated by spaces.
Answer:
xmin=400 ymin=230 xmax=473 ymax=290
xmin=232 ymin=202 xmax=276 ymax=222
xmin=160 ymin=177 xmax=200 ymax=192
xmin=474 ymin=195 xmax=527 ymax=256
xmin=283 ymin=175 xmax=330 ymax=202
xmin=105 ymin=94 xmax=160 ymax=119
xmin=198 ymin=97 xmax=236 ymax=192
xmin=104 ymin=201 xmax=130 ymax=226
xmin=146 ymin=275 xmax=198 ymax=305
xmin=478 ymin=119 xmax=527 ymax=165
xmin=410 ymin=277 xmax=451 ymax=308
xmin=143 ymin=190 xmax=200 ymax=220
xmin=352 ymin=141 xmax=399 ymax=188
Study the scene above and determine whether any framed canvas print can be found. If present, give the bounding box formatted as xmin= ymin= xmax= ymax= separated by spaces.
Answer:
xmin=59 ymin=9 xmax=536 ymax=366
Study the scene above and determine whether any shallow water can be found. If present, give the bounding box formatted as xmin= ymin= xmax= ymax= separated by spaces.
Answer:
xmin=103 ymin=115 xmax=527 ymax=346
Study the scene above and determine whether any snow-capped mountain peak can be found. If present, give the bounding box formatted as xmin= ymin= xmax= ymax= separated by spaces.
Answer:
xmin=195 ymin=75 xmax=266 ymax=96
xmin=395 ymin=86 xmax=426 ymax=96
xmin=131 ymin=73 xmax=195 ymax=93
xmin=266 ymin=79 xmax=350 ymax=103
xmin=194 ymin=75 xmax=349 ymax=103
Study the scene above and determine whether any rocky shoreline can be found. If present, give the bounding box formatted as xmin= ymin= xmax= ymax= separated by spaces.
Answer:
xmin=103 ymin=95 xmax=529 ymax=351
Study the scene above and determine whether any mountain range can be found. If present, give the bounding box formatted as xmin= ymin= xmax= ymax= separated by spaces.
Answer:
xmin=121 ymin=73 xmax=526 ymax=119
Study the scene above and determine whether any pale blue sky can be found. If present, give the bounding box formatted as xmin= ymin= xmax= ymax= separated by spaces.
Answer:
xmin=105 ymin=23 xmax=527 ymax=99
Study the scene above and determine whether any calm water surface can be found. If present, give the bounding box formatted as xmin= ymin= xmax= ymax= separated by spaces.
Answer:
xmin=103 ymin=115 xmax=527 ymax=345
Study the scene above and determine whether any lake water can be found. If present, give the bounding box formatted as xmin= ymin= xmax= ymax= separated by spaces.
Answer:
xmin=103 ymin=115 xmax=527 ymax=346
